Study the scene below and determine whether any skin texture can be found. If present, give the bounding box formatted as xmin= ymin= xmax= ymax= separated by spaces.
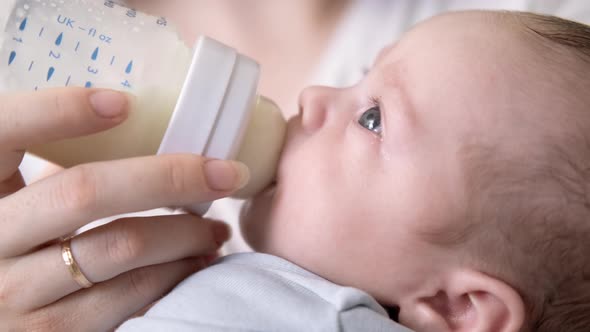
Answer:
xmin=0 ymin=88 xmax=240 ymax=331
xmin=239 ymin=11 xmax=558 ymax=331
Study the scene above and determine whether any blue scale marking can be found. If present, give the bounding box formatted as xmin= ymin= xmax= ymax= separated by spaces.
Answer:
xmin=91 ymin=47 xmax=99 ymax=61
xmin=55 ymin=32 xmax=63 ymax=46
xmin=65 ymin=75 xmax=71 ymax=86
xmin=38 ymin=27 xmax=44 ymax=37
xmin=85 ymin=81 xmax=92 ymax=88
xmin=28 ymin=61 xmax=34 ymax=71
xmin=125 ymin=61 xmax=133 ymax=74
xmin=19 ymin=17 xmax=27 ymax=31
xmin=8 ymin=51 xmax=16 ymax=65
xmin=47 ymin=67 xmax=55 ymax=81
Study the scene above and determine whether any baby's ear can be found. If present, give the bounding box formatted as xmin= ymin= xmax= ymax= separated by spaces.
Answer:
xmin=398 ymin=269 xmax=525 ymax=332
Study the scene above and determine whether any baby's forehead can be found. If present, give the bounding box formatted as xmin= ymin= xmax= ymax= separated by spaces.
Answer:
xmin=372 ymin=11 xmax=525 ymax=77
xmin=373 ymin=44 xmax=396 ymax=67
xmin=373 ymin=11 xmax=584 ymax=129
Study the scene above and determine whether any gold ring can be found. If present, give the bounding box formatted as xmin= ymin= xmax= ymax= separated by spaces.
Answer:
xmin=61 ymin=238 xmax=94 ymax=288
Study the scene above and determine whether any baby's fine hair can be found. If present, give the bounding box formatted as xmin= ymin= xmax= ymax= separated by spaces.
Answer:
xmin=458 ymin=12 xmax=590 ymax=332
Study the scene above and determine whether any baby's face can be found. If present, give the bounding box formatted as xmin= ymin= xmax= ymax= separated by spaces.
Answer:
xmin=241 ymin=12 xmax=545 ymax=306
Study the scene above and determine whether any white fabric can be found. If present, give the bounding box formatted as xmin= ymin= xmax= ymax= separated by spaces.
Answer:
xmin=118 ymin=253 xmax=412 ymax=332
xmin=15 ymin=0 xmax=590 ymax=252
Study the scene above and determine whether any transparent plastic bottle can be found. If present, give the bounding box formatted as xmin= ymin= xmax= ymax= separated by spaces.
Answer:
xmin=0 ymin=0 xmax=287 ymax=214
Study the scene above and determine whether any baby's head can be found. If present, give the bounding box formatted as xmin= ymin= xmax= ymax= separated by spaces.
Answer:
xmin=240 ymin=10 xmax=590 ymax=331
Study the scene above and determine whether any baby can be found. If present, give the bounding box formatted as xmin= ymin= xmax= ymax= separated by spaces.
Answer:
xmin=119 ymin=10 xmax=590 ymax=332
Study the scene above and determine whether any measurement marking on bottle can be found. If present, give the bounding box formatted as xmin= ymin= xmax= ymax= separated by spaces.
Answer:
xmin=85 ymin=81 xmax=92 ymax=88
xmin=8 ymin=51 xmax=16 ymax=65
xmin=34 ymin=86 xmax=38 ymax=91
xmin=91 ymin=47 xmax=99 ymax=61
xmin=57 ymin=15 xmax=75 ymax=29
xmin=38 ymin=27 xmax=45 ymax=37
xmin=75 ymin=41 xmax=80 ymax=52
xmin=19 ymin=17 xmax=28 ymax=31
xmin=65 ymin=75 xmax=71 ymax=86
xmin=55 ymin=32 xmax=63 ymax=46
xmin=125 ymin=61 xmax=133 ymax=74
xmin=28 ymin=61 xmax=34 ymax=71
xmin=100 ymin=34 xmax=112 ymax=43
xmin=49 ymin=50 xmax=61 ymax=59
xmin=47 ymin=67 xmax=55 ymax=81
xmin=110 ymin=56 xmax=116 ymax=66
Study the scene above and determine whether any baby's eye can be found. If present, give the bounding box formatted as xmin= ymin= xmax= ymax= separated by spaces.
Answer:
xmin=358 ymin=106 xmax=382 ymax=135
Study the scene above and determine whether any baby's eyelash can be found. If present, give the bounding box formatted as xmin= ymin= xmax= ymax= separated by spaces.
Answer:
xmin=369 ymin=96 xmax=384 ymax=137
xmin=369 ymin=96 xmax=381 ymax=108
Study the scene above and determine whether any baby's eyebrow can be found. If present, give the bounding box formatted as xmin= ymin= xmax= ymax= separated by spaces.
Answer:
xmin=374 ymin=44 xmax=396 ymax=67
xmin=378 ymin=58 xmax=417 ymax=124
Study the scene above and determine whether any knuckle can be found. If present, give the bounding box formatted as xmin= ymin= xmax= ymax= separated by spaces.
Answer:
xmin=164 ymin=155 xmax=205 ymax=196
xmin=50 ymin=89 xmax=82 ymax=127
xmin=0 ymin=285 xmax=18 ymax=313
xmin=126 ymin=266 xmax=160 ymax=300
xmin=52 ymin=92 xmax=69 ymax=124
xmin=23 ymin=310 xmax=69 ymax=332
xmin=0 ymin=274 xmax=13 ymax=311
xmin=0 ymin=264 xmax=26 ymax=313
xmin=104 ymin=222 xmax=146 ymax=265
xmin=55 ymin=165 xmax=98 ymax=213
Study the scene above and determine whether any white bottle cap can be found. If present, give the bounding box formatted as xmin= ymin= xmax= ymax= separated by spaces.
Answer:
xmin=158 ymin=36 xmax=260 ymax=215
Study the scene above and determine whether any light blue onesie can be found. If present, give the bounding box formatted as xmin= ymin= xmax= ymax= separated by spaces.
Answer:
xmin=118 ymin=253 xmax=413 ymax=332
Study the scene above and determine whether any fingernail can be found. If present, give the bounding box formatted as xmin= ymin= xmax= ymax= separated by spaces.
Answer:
xmin=212 ymin=222 xmax=231 ymax=245
xmin=203 ymin=160 xmax=250 ymax=192
xmin=89 ymin=90 xmax=129 ymax=118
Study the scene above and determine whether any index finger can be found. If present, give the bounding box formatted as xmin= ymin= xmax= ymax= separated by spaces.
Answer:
xmin=0 ymin=154 xmax=248 ymax=257
xmin=0 ymin=88 xmax=130 ymax=151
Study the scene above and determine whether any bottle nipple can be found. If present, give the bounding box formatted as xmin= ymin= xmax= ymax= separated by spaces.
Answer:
xmin=233 ymin=96 xmax=286 ymax=198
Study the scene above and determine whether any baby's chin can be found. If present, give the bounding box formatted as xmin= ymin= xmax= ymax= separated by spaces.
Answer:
xmin=239 ymin=182 xmax=278 ymax=252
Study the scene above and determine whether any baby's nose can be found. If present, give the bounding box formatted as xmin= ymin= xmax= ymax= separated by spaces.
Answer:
xmin=298 ymin=86 xmax=340 ymax=133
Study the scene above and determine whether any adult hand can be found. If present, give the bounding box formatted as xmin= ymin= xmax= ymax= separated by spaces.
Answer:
xmin=0 ymin=88 xmax=248 ymax=331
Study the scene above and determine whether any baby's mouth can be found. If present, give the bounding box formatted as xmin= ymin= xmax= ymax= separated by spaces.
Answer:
xmin=385 ymin=305 xmax=400 ymax=322
xmin=258 ymin=179 xmax=278 ymax=198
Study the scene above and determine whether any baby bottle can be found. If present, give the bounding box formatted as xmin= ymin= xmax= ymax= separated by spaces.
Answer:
xmin=0 ymin=0 xmax=287 ymax=214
